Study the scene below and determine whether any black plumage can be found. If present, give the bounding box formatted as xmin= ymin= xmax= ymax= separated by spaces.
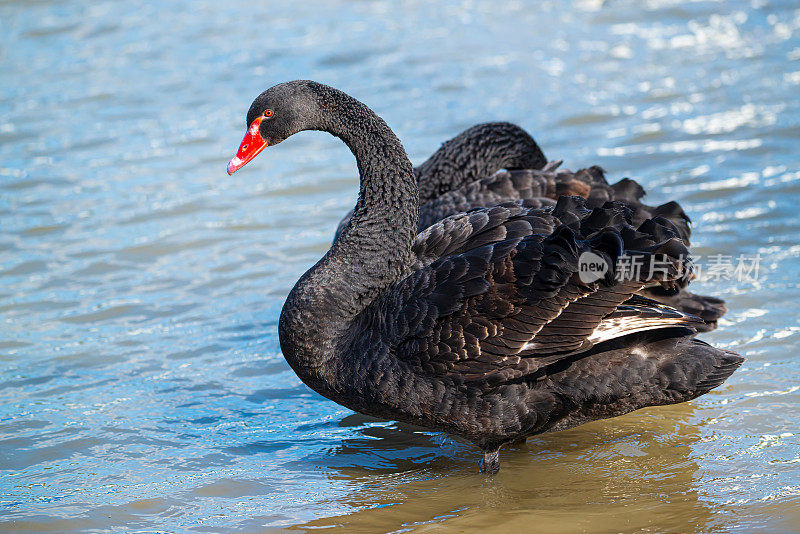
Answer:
xmin=335 ymin=123 xmax=723 ymax=330
xmin=229 ymin=81 xmax=743 ymax=473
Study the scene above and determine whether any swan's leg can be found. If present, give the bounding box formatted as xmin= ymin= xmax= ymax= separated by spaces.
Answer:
xmin=479 ymin=448 xmax=501 ymax=474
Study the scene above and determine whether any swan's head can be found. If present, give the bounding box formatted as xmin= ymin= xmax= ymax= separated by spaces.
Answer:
xmin=227 ymin=80 xmax=325 ymax=175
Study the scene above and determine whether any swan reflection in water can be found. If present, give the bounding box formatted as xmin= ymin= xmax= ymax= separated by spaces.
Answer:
xmin=287 ymin=403 xmax=718 ymax=533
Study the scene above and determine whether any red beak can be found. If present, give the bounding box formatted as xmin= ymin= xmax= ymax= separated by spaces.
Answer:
xmin=227 ymin=117 xmax=268 ymax=175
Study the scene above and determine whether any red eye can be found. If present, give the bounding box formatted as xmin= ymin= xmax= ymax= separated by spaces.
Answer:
xmin=263 ymin=109 xmax=273 ymax=118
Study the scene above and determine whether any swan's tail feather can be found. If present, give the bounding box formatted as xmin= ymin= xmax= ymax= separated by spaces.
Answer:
xmin=693 ymin=348 xmax=745 ymax=393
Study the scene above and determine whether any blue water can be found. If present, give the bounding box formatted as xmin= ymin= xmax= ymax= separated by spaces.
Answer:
xmin=1 ymin=0 xmax=799 ymax=532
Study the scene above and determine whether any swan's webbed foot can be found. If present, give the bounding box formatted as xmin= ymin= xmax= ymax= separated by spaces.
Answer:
xmin=479 ymin=449 xmax=501 ymax=474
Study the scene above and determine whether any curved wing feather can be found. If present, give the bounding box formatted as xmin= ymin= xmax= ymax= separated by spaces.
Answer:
xmin=358 ymin=198 xmax=694 ymax=386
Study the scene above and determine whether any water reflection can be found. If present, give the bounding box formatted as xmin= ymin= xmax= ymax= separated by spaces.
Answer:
xmin=295 ymin=414 xmax=472 ymax=474
xmin=295 ymin=405 xmax=718 ymax=533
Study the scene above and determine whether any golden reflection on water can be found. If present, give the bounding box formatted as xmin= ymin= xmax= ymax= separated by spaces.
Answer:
xmin=294 ymin=404 xmax=724 ymax=533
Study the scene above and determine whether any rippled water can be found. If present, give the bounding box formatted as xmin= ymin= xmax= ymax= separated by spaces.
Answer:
xmin=1 ymin=0 xmax=799 ymax=532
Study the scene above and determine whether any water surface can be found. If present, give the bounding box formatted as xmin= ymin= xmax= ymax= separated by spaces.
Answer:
xmin=1 ymin=0 xmax=799 ymax=532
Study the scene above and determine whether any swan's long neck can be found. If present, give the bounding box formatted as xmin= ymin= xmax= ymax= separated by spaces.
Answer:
xmin=278 ymin=84 xmax=418 ymax=385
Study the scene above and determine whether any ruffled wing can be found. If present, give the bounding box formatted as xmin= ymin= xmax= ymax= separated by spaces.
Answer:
xmin=360 ymin=198 xmax=697 ymax=385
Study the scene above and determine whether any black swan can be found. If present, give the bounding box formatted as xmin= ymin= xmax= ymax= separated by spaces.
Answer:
xmin=332 ymin=123 xmax=725 ymax=330
xmin=227 ymin=80 xmax=743 ymax=473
